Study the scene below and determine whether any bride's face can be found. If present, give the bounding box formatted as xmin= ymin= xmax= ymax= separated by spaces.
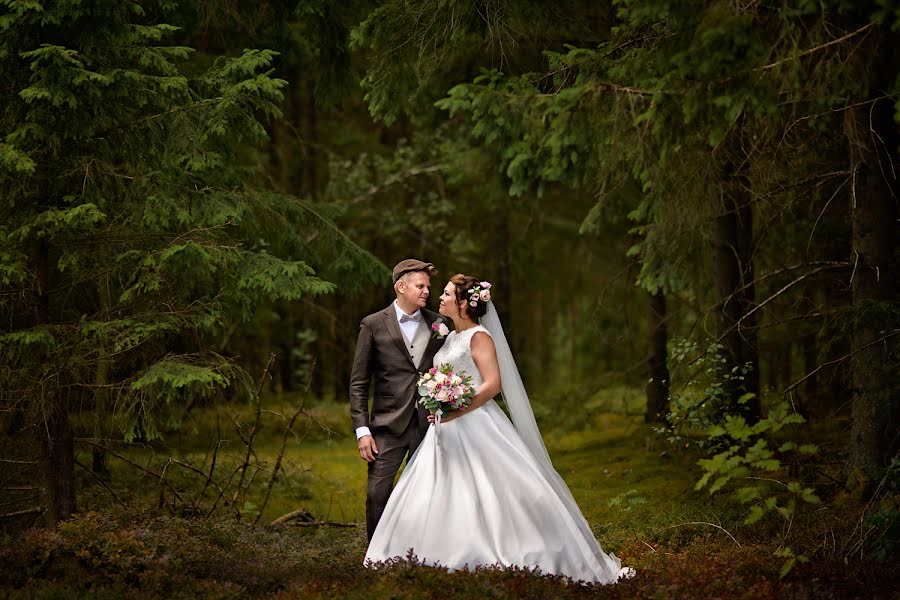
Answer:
xmin=438 ymin=282 xmax=465 ymax=320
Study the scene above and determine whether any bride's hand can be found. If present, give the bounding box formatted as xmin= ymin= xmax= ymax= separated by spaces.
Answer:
xmin=439 ymin=409 xmax=464 ymax=423
xmin=428 ymin=410 xmax=463 ymax=424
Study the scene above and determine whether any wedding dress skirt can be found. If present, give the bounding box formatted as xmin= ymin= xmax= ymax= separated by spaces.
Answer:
xmin=364 ymin=398 xmax=626 ymax=584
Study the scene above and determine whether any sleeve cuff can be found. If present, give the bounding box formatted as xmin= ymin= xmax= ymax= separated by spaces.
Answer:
xmin=355 ymin=426 xmax=372 ymax=439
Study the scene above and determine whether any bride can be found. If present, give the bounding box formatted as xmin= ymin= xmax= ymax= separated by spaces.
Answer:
xmin=364 ymin=274 xmax=634 ymax=584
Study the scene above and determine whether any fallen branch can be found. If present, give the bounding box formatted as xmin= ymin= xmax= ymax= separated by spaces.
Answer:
xmin=269 ymin=508 xmax=315 ymax=526
xmin=74 ymin=458 xmax=126 ymax=508
xmin=0 ymin=495 xmax=37 ymax=510
xmin=660 ymin=521 xmax=742 ymax=548
xmin=0 ymin=507 xmax=43 ymax=519
xmin=284 ymin=520 xmax=357 ymax=529
xmin=79 ymin=440 xmax=185 ymax=507
xmin=168 ymin=455 xmax=226 ymax=508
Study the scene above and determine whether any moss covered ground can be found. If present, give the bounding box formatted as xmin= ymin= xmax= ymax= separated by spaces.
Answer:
xmin=1 ymin=391 xmax=896 ymax=598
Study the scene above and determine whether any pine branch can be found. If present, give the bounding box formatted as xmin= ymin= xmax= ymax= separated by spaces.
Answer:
xmin=782 ymin=330 xmax=900 ymax=395
xmin=758 ymin=22 xmax=876 ymax=71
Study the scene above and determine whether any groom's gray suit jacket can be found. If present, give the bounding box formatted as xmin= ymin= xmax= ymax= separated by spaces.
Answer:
xmin=349 ymin=304 xmax=446 ymax=437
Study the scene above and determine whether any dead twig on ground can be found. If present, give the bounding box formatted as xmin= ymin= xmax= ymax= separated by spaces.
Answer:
xmin=79 ymin=439 xmax=185 ymax=507
xmin=269 ymin=508 xmax=315 ymax=526
xmin=0 ymin=507 xmax=43 ymax=519
xmin=661 ymin=521 xmax=742 ymax=548
xmin=232 ymin=353 xmax=273 ymax=518
xmin=74 ymin=458 xmax=126 ymax=508
xmin=255 ymin=360 xmax=316 ymax=526
xmin=195 ymin=416 xmax=223 ymax=508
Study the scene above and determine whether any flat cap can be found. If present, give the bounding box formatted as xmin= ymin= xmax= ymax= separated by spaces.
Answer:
xmin=392 ymin=258 xmax=437 ymax=283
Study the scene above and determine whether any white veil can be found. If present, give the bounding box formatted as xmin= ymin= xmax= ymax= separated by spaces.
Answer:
xmin=480 ymin=301 xmax=623 ymax=574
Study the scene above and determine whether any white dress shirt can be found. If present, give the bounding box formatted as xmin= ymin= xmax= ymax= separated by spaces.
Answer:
xmin=356 ymin=301 xmax=422 ymax=440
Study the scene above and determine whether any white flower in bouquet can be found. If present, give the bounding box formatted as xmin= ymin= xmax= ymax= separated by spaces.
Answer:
xmin=416 ymin=363 xmax=477 ymax=418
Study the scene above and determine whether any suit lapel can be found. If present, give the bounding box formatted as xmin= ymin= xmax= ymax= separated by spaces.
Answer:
xmin=383 ymin=305 xmax=414 ymax=366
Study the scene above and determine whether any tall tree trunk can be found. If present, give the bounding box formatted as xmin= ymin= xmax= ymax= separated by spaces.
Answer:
xmin=645 ymin=289 xmax=669 ymax=423
xmin=845 ymin=87 xmax=899 ymax=482
xmin=34 ymin=237 xmax=76 ymax=524
xmin=43 ymin=400 xmax=75 ymax=524
xmin=713 ymin=177 xmax=761 ymax=422
xmin=91 ymin=276 xmax=111 ymax=477
xmin=302 ymin=76 xmax=318 ymax=198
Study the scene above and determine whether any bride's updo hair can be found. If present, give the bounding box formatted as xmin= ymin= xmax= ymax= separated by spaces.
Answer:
xmin=450 ymin=274 xmax=490 ymax=321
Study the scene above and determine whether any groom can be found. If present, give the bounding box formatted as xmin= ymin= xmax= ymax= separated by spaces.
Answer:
xmin=349 ymin=258 xmax=447 ymax=540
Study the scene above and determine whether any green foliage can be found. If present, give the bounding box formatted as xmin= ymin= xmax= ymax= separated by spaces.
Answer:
xmin=0 ymin=400 xmax=895 ymax=597
xmin=0 ymin=1 xmax=384 ymax=452
xmin=290 ymin=329 xmax=318 ymax=385
xmin=693 ymin=399 xmax=821 ymax=575
xmin=354 ymin=1 xmax=529 ymax=124
xmin=606 ymin=489 xmax=647 ymax=512
xmin=655 ymin=336 xmax=825 ymax=576
xmin=865 ymin=458 xmax=900 ymax=561
xmin=421 ymin=0 xmax=899 ymax=317
xmin=773 ymin=546 xmax=810 ymax=579
xmin=653 ymin=339 xmax=757 ymax=452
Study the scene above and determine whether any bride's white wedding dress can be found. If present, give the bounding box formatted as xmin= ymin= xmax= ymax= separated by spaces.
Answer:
xmin=364 ymin=309 xmax=632 ymax=584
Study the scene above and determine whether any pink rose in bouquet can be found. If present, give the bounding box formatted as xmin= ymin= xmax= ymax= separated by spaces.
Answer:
xmin=417 ymin=363 xmax=476 ymax=417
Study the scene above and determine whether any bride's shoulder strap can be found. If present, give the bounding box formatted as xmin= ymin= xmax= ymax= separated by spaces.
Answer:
xmin=472 ymin=324 xmax=492 ymax=338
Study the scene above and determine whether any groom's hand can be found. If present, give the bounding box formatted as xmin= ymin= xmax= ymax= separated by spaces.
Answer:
xmin=358 ymin=435 xmax=378 ymax=462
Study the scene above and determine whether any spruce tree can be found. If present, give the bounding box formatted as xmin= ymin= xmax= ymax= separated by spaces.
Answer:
xmin=0 ymin=0 xmax=360 ymax=522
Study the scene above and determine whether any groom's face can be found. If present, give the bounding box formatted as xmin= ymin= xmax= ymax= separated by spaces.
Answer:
xmin=397 ymin=271 xmax=431 ymax=309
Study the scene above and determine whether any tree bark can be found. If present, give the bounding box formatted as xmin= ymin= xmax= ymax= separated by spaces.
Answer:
xmin=43 ymin=404 xmax=75 ymax=524
xmin=845 ymin=88 xmax=899 ymax=481
xmin=713 ymin=178 xmax=761 ymax=422
xmin=91 ymin=277 xmax=111 ymax=478
xmin=645 ymin=289 xmax=669 ymax=423
xmin=34 ymin=236 xmax=76 ymax=524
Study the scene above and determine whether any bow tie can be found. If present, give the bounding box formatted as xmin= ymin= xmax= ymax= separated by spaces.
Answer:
xmin=399 ymin=313 xmax=422 ymax=323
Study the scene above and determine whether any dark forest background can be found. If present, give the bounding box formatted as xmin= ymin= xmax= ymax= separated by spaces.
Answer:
xmin=0 ymin=1 xmax=898 ymax=597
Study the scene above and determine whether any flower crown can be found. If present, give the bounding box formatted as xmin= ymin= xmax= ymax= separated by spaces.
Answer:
xmin=467 ymin=281 xmax=492 ymax=307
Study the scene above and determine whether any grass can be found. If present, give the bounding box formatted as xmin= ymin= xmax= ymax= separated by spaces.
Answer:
xmin=3 ymin=390 xmax=898 ymax=598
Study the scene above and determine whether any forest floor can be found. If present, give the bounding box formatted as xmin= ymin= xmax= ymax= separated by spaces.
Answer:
xmin=1 ymin=390 xmax=897 ymax=598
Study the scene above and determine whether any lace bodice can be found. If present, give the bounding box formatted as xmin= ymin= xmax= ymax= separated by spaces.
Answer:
xmin=433 ymin=325 xmax=492 ymax=387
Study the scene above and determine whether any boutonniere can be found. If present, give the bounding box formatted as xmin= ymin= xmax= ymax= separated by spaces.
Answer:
xmin=431 ymin=317 xmax=450 ymax=339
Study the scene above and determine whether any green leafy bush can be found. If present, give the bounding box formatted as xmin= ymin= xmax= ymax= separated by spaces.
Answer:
xmin=654 ymin=339 xmax=755 ymax=453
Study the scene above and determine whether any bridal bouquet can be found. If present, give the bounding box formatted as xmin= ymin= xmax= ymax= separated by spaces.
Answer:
xmin=417 ymin=364 xmax=476 ymax=416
